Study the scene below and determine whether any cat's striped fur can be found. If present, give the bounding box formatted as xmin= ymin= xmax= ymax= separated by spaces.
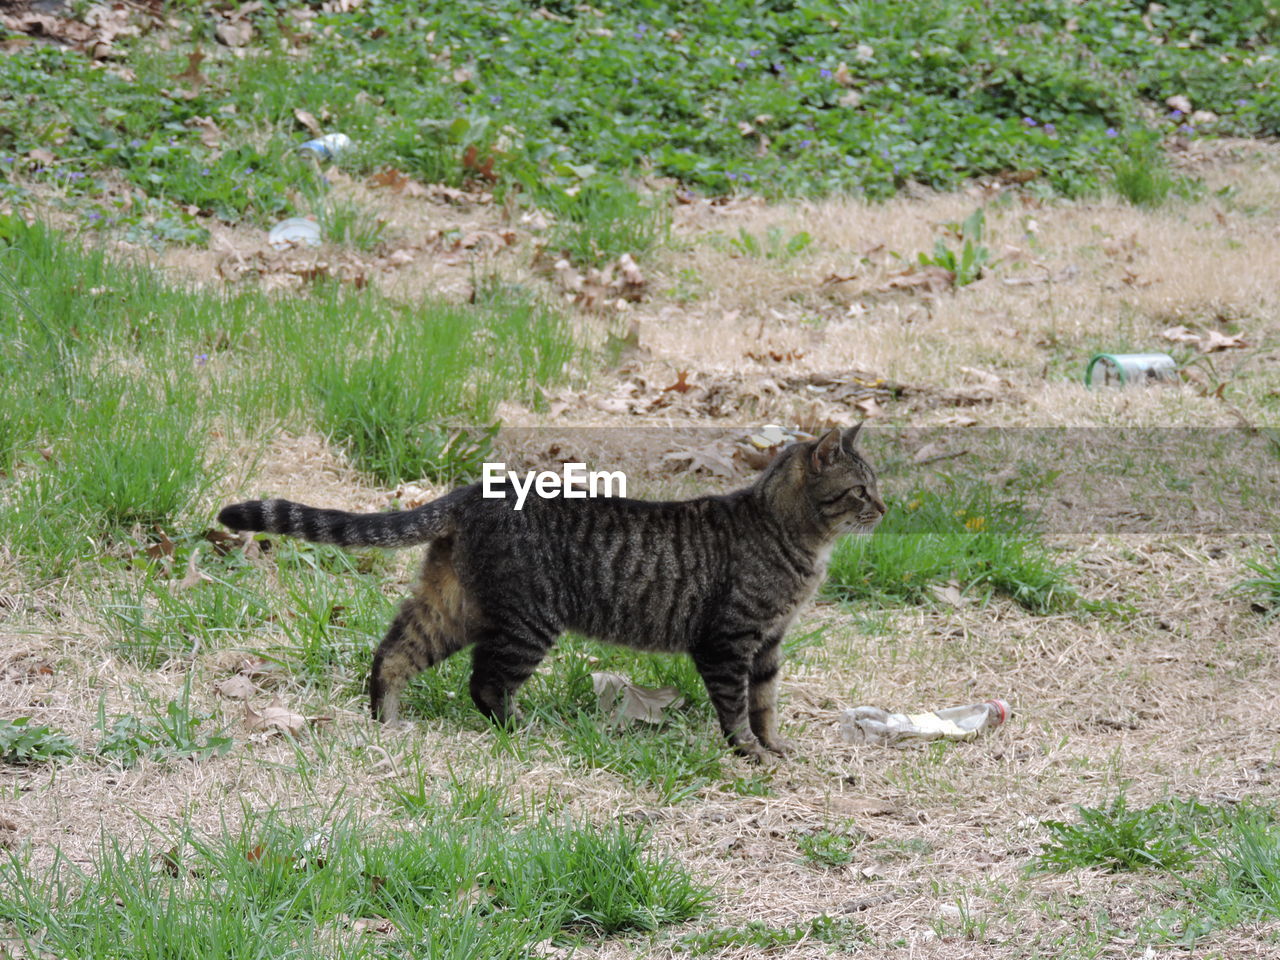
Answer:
xmin=218 ymin=426 xmax=885 ymax=760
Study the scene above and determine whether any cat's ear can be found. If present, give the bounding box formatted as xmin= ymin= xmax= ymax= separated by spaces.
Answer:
xmin=811 ymin=428 xmax=842 ymax=472
xmin=841 ymin=423 xmax=863 ymax=452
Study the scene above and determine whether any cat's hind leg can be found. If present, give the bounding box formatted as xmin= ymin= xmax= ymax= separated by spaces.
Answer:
xmin=370 ymin=539 xmax=469 ymax=723
xmin=370 ymin=597 xmax=469 ymax=723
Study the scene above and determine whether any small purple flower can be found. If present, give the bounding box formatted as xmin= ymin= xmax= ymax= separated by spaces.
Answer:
xmin=741 ymin=172 xmax=753 ymax=182
xmin=194 ymin=353 xmax=209 ymax=366
xmin=87 ymin=210 xmax=103 ymax=221
xmin=819 ymin=68 xmax=832 ymax=79
xmin=169 ymin=136 xmax=178 ymax=145
xmin=1236 ymin=98 xmax=1248 ymax=107
xmin=799 ymin=139 xmax=812 ymax=149
xmin=0 ymin=156 xmax=11 ymax=164
xmin=1105 ymin=127 xmax=1119 ymax=138
xmin=244 ymin=167 xmax=254 ymax=175
xmin=736 ymin=60 xmax=749 ymax=69
xmin=1022 ymin=117 xmax=1037 ymax=127
xmin=748 ymin=48 xmax=760 ymax=57
xmin=489 ymin=94 xmax=502 ymax=106
xmin=893 ymin=163 xmax=901 ymax=174
xmin=129 ymin=139 xmax=142 ymax=148
xmin=801 ymin=55 xmax=814 ymax=62
xmin=201 ymin=168 xmax=211 ymax=176
xmin=726 ymin=172 xmax=737 ymax=180
xmin=1043 ymin=123 xmax=1056 ymax=136
xmin=1170 ymin=109 xmax=1183 ymax=119
xmin=1180 ymin=123 xmax=1194 ymax=133
xmin=67 ymin=171 xmax=87 ymax=181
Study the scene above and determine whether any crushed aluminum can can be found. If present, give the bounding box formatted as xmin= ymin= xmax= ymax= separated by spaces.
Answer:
xmin=1084 ymin=352 xmax=1177 ymax=388
xmin=296 ymin=133 xmax=352 ymax=162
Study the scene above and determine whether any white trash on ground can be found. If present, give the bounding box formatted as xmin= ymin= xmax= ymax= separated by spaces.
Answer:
xmin=839 ymin=699 xmax=1009 ymax=746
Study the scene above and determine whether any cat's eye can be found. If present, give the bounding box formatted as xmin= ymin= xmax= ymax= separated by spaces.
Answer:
xmin=852 ymin=485 xmax=867 ymax=499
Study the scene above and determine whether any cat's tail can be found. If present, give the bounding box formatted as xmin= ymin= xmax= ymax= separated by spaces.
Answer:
xmin=217 ymin=490 xmax=466 ymax=548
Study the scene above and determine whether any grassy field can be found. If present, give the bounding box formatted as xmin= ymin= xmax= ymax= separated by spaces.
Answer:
xmin=2 ymin=1 xmax=1280 ymax=958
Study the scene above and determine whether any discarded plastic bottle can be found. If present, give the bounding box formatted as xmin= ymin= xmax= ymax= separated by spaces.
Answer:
xmin=297 ymin=133 xmax=351 ymax=162
xmin=839 ymin=699 xmax=1009 ymax=746
xmin=1084 ymin=352 xmax=1177 ymax=388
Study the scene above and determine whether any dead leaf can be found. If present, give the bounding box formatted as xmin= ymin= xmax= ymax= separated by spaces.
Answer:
xmin=144 ymin=531 xmax=176 ymax=564
xmin=661 ymin=444 xmax=738 ymax=479
xmin=27 ymin=148 xmax=54 ymax=166
xmin=838 ymin=90 xmax=862 ymax=108
xmin=350 ymin=916 xmax=397 ymax=936
xmin=936 ymin=413 xmax=979 ymax=427
xmin=185 ymin=115 xmax=222 ymax=148
xmin=1200 ymin=330 xmax=1250 ymax=353
xmin=293 ymin=108 xmax=322 ymax=137
xmin=216 ymin=18 xmax=253 ymax=47
xmin=216 ymin=674 xmax=258 ymax=700
xmin=591 ymin=671 xmax=685 ymax=724
xmin=1161 ymin=325 xmax=1201 ymax=345
xmin=930 ymin=581 xmax=964 ymax=607
xmin=834 ymin=62 xmax=852 ymax=85
xmin=663 ymin=370 xmax=694 ymax=394
xmin=173 ymin=551 xmax=213 ymax=591
xmin=825 ymin=796 xmax=899 ymax=818
xmin=171 ymin=49 xmax=207 ymax=85
xmin=244 ymin=696 xmax=327 ymax=738
xmin=0 ymin=816 xmax=18 ymax=849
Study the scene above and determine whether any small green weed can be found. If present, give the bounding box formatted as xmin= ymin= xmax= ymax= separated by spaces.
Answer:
xmin=1208 ymin=819 xmax=1280 ymax=919
xmin=0 ymin=718 xmax=77 ymax=765
xmin=94 ymin=689 xmax=232 ymax=766
xmin=918 ymin=208 xmax=990 ymax=286
xmin=796 ymin=826 xmax=861 ymax=868
xmin=1035 ymin=794 xmax=1200 ymax=873
xmin=1237 ymin=551 xmax=1280 ymax=617
xmin=729 ymin=225 xmax=813 ymax=261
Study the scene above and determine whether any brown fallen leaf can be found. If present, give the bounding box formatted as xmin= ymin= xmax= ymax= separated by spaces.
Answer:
xmin=145 ymin=530 xmax=176 ymax=563
xmin=661 ymin=444 xmax=739 ymax=479
xmin=0 ymin=816 xmax=18 ymax=849
xmin=1200 ymin=329 xmax=1250 ymax=354
xmin=349 ymin=916 xmax=398 ymax=936
xmin=663 ymin=370 xmax=693 ymax=394
xmin=293 ymin=108 xmax=323 ymax=137
xmin=27 ymin=147 xmax=55 ymax=166
xmin=244 ymin=696 xmax=327 ymax=738
xmin=216 ymin=674 xmax=258 ymax=701
xmin=185 ymin=115 xmax=222 ymax=148
xmin=930 ymin=581 xmax=964 ymax=607
xmin=171 ymin=49 xmax=207 ymax=85
xmin=216 ymin=18 xmax=253 ymax=47
xmin=591 ymin=671 xmax=685 ymax=724
xmin=1160 ymin=324 xmax=1201 ymax=345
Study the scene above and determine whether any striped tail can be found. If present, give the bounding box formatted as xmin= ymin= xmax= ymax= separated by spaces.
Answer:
xmin=217 ymin=494 xmax=458 ymax=549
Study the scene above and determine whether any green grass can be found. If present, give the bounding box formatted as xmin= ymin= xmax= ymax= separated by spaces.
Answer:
xmin=826 ymin=475 xmax=1079 ymax=613
xmin=2 ymin=1 xmax=1279 ymax=242
xmin=673 ymin=915 xmax=869 ymax=954
xmin=0 ymin=807 xmax=710 ymax=958
xmin=0 ymin=217 xmax=582 ymax=578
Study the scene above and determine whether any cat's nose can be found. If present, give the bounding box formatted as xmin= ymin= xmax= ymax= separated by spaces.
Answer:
xmin=872 ymin=494 xmax=887 ymax=515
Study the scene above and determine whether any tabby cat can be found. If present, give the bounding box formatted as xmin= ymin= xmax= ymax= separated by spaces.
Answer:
xmin=218 ymin=426 xmax=885 ymax=760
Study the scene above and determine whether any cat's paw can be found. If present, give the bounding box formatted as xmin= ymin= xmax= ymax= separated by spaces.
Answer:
xmin=733 ymin=739 xmax=774 ymax=764
xmin=762 ymin=737 xmax=797 ymax=757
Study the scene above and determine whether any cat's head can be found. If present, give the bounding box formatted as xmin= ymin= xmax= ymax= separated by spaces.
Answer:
xmin=759 ymin=425 xmax=886 ymax=538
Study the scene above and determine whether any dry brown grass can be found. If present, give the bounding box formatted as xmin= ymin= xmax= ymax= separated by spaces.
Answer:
xmin=3 ymin=147 xmax=1279 ymax=958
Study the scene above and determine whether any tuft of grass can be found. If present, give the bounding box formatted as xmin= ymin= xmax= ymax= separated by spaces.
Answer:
xmin=0 ymin=808 xmax=709 ymax=957
xmin=546 ymin=180 xmax=671 ymax=267
xmin=827 ymin=476 xmax=1079 ymax=613
xmin=1237 ymin=550 xmax=1280 ymax=617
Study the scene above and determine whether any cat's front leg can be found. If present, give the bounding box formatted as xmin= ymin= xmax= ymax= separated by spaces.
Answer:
xmin=748 ymin=637 xmax=795 ymax=756
xmin=692 ymin=641 xmax=769 ymax=761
